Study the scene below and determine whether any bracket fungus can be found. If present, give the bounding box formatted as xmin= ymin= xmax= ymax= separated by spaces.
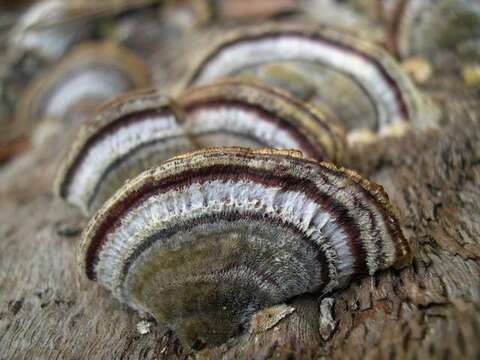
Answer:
xmin=387 ymin=0 xmax=480 ymax=66
xmin=7 ymin=0 xmax=164 ymax=62
xmin=182 ymin=24 xmax=437 ymax=135
xmin=54 ymin=79 xmax=346 ymax=215
xmin=8 ymin=0 xmax=93 ymax=61
xmin=179 ymin=79 xmax=346 ymax=161
xmin=16 ymin=42 xmax=150 ymax=129
xmin=78 ymin=147 xmax=412 ymax=348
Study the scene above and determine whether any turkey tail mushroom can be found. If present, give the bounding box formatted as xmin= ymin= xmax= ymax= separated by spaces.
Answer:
xmin=8 ymin=0 xmax=164 ymax=62
xmin=54 ymin=79 xmax=346 ymax=215
xmin=181 ymin=24 xmax=439 ymax=138
xmin=8 ymin=0 xmax=93 ymax=61
xmin=16 ymin=41 xmax=150 ymax=130
xmin=78 ymin=147 xmax=412 ymax=349
xmin=179 ymin=79 xmax=346 ymax=162
xmin=387 ymin=0 xmax=480 ymax=67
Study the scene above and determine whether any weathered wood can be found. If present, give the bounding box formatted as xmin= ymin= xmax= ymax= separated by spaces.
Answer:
xmin=1 ymin=3 xmax=480 ymax=360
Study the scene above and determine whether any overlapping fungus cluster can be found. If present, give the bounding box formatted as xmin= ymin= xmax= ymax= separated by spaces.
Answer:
xmin=3 ymin=0 xmax=478 ymax=351
xmin=57 ymin=24 xmax=418 ymax=348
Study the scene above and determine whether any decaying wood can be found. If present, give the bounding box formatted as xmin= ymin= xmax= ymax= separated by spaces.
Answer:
xmin=1 ymin=3 xmax=479 ymax=360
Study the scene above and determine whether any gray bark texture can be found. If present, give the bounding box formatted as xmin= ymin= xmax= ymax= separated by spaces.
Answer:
xmin=1 ymin=4 xmax=480 ymax=360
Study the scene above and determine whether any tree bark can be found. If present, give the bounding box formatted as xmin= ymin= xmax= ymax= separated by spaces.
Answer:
xmin=1 ymin=7 xmax=480 ymax=360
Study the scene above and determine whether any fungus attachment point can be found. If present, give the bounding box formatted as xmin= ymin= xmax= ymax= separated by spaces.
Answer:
xmin=79 ymin=147 xmax=411 ymax=348
xmin=54 ymin=80 xmax=346 ymax=215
